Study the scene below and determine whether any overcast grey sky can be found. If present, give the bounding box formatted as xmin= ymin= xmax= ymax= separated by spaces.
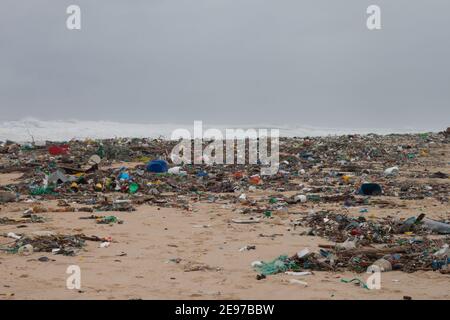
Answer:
xmin=1 ymin=0 xmax=449 ymax=129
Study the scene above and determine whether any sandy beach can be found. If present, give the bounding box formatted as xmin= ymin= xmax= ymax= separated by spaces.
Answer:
xmin=0 ymin=132 xmax=449 ymax=300
xmin=2 ymin=2 xmax=450 ymax=306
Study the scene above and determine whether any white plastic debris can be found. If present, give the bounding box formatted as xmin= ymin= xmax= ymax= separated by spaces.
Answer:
xmin=297 ymin=248 xmax=310 ymax=259
xmin=289 ymin=279 xmax=308 ymax=286
xmin=251 ymin=261 xmax=263 ymax=267
xmin=168 ymin=166 xmax=182 ymax=174
xmin=285 ymin=271 xmax=312 ymax=276
xmin=232 ymin=218 xmax=260 ymax=224
xmin=434 ymin=244 xmax=449 ymax=257
xmin=7 ymin=232 xmax=21 ymax=240
xmin=99 ymin=242 xmax=111 ymax=248
xmin=336 ymin=239 xmax=357 ymax=250
xmin=114 ymin=199 xmax=131 ymax=204
xmin=294 ymin=194 xmax=307 ymax=203
xmin=367 ymin=258 xmax=392 ymax=273
xmin=384 ymin=166 xmax=399 ymax=176
xmin=239 ymin=245 xmax=255 ymax=252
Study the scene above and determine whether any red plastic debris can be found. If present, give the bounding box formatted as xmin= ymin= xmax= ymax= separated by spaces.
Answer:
xmin=48 ymin=145 xmax=69 ymax=156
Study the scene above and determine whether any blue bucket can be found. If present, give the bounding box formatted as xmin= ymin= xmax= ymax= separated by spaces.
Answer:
xmin=146 ymin=160 xmax=168 ymax=173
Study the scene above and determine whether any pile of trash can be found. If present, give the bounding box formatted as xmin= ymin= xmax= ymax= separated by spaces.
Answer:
xmin=80 ymin=215 xmax=123 ymax=224
xmin=0 ymin=130 xmax=448 ymax=207
xmin=254 ymin=238 xmax=449 ymax=275
xmin=0 ymin=217 xmax=21 ymax=225
xmin=298 ymin=211 xmax=450 ymax=245
xmin=0 ymin=232 xmax=107 ymax=256
xmin=299 ymin=211 xmax=395 ymax=245
xmin=0 ymin=130 xmax=448 ymax=262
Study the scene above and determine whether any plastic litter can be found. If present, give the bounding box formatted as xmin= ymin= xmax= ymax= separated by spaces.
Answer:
xmin=367 ymin=258 xmax=392 ymax=273
xmin=359 ymin=183 xmax=383 ymax=196
xmin=146 ymin=160 xmax=168 ymax=173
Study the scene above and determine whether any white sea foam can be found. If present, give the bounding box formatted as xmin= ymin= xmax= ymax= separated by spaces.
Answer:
xmin=0 ymin=118 xmax=433 ymax=143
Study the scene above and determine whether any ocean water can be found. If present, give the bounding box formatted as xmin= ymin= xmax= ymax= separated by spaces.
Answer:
xmin=0 ymin=118 xmax=432 ymax=143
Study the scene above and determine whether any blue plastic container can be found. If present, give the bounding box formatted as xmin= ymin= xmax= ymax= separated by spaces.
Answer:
xmin=196 ymin=171 xmax=208 ymax=178
xmin=118 ymin=172 xmax=130 ymax=181
xmin=146 ymin=160 xmax=168 ymax=173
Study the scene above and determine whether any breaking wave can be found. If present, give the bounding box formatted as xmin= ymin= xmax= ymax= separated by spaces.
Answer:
xmin=0 ymin=118 xmax=432 ymax=143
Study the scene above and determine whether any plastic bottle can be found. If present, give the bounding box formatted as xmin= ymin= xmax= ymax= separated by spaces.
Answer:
xmin=18 ymin=244 xmax=34 ymax=256
xmin=367 ymin=258 xmax=392 ymax=273
xmin=7 ymin=232 xmax=21 ymax=240
xmin=422 ymin=218 xmax=450 ymax=234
